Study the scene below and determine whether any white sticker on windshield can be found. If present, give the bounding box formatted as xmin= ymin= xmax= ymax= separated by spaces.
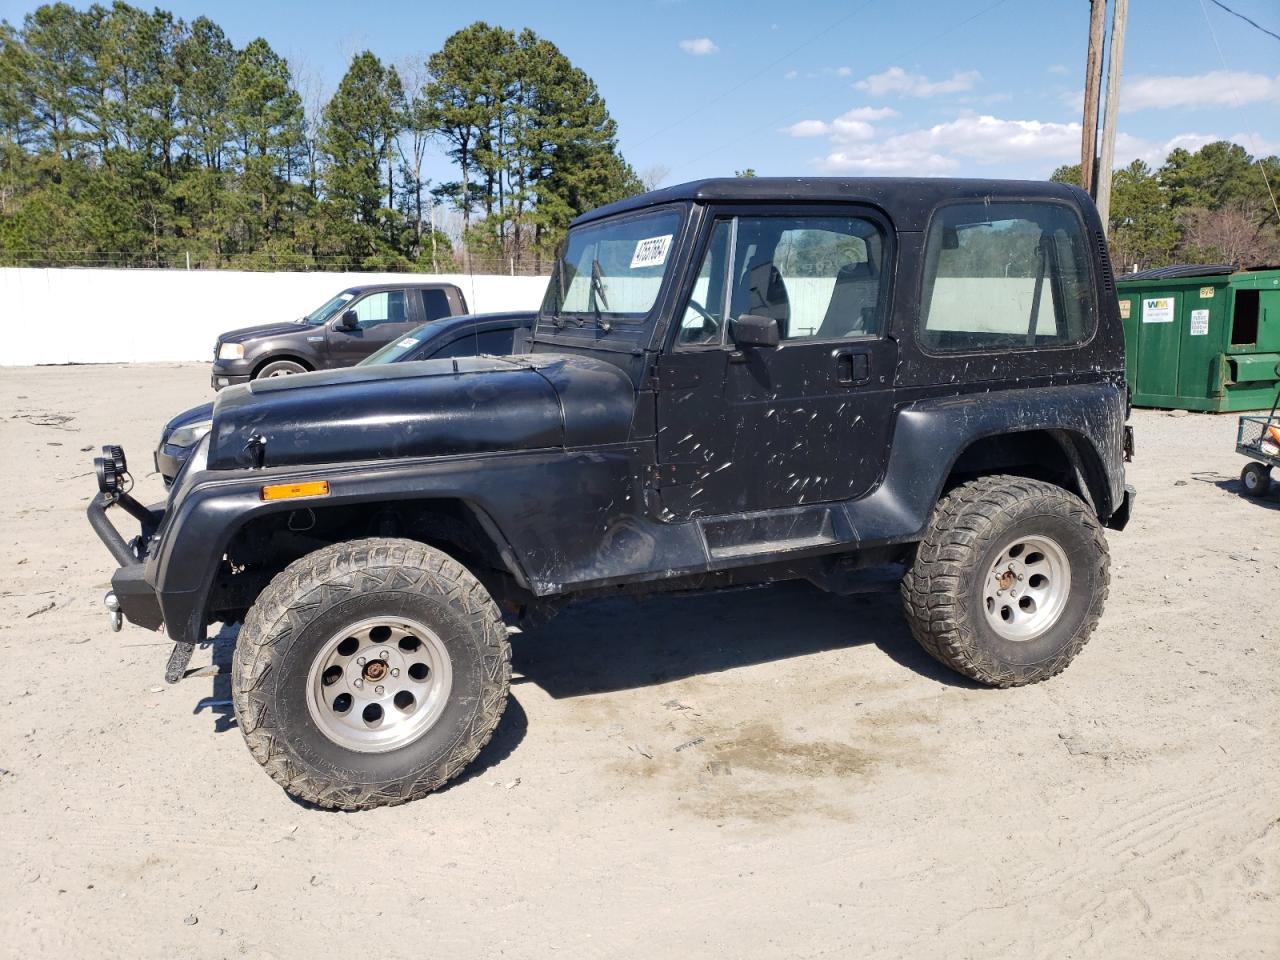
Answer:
xmin=630 ymin=234 xmax=673 ymax=269
xmin=397 ymin=338 xmax=419 ymax=348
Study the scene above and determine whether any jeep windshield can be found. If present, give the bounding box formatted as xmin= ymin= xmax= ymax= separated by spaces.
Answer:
xmin=301 ymin=291 xmax=355 ymax=325
xmin=540 ymin=208 xmax=682 ymax=327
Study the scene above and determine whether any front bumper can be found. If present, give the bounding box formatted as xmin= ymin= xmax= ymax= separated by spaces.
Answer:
xmin=210 ymin=365 xmax=251 ymax=390
xmin=87 ymin=491 xmax=164 ymax=631
xmin=88 ymin=489 xmax=200 ymax=682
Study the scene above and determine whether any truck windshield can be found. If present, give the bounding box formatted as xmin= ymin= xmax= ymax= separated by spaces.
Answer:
xmin=541 ymin=208 xmax=682 ymax=324
xmin=361 ymin=324 xmax=429 ymax=365
xmin=302 ymin=291 xmax=355 ymax=325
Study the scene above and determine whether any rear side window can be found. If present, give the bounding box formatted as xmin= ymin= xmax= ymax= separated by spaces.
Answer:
xmin=429 ymin=328 xmax=516 ymax=358
xmin=920 ymin=202 xmax=1094 ymax=353
xmin=420 ymin=288 xmax=452 ymax=322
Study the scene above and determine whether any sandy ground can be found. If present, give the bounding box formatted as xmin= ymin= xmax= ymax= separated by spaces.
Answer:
xmin=0 ymin=362 xmax=1277 ymax=960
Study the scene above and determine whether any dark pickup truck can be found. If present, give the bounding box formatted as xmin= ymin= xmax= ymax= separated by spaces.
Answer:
xmin=211 ymin=281 xmax=468 ymax=389
xmin=89 ymin=177 xmax=1134 ymax=810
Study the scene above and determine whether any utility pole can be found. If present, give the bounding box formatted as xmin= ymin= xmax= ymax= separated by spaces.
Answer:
xmin=1081 ymin=0 xmax=1108 ymax=195
xmin=1096 ymin=0 xmax=1129 ymax=231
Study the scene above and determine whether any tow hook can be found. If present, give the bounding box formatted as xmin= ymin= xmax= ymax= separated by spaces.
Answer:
xmin=104 ymin=591 xmax=122 ymax=632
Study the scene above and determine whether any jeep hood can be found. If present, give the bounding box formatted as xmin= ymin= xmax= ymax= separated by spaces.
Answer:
xmin=206 ymin=354 xmax=635 ymax=470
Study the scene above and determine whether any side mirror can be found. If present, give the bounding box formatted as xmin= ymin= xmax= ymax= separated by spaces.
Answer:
xmin=731 ymin=313 xmax=780 ymax=349
xmin=337 ymin=309 xmax=359 ymax=331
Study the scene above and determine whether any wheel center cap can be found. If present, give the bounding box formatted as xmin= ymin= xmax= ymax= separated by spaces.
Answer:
xmin=363 ymin=660 xmax=389 ymax=682
xmin=997 ymin=568 xmax=1017 ymax=590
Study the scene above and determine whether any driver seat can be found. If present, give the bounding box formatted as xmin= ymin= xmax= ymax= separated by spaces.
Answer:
xmin=816 ymin=256 xmax=879 ymax=339
xmin=738 ymin=260 xmax=790 ymax=339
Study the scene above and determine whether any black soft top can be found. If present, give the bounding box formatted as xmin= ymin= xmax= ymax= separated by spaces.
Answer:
xmin=574 ymin=177 xmax=1088 ymax=233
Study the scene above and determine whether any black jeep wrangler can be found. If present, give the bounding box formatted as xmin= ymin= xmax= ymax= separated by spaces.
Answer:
xmin=89 ymin=178 xmax=1134 ymax=810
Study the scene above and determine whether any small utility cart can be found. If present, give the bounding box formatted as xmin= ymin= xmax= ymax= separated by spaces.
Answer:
xmin=1237 ymin=361 xmax=1280 ymax=497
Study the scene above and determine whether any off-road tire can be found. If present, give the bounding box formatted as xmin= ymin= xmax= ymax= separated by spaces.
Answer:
xmin=232 ymin=538 xmax=510 ymax=810
xmin=255 ymin=359 xmax=307 ymax=379
xmin=1241 ymin=462 xmax=1272 ymax=498
xmin=901 ymin=475 xmax=1110 ymax=687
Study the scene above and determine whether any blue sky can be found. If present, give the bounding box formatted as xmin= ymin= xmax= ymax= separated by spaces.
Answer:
xmin=3 ymin=0 xmax=1278 ymax=185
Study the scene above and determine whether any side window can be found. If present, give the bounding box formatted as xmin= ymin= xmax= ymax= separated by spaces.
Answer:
xmin=920 ymin=202 xmax=1094 ymax=352
xmin=352 ymin=290 xmax=408 ymax=329
xmin=420 ymin=288 xmax=452 ymax=322
xmin=428 ymin=328 xmax=517 ymax=359
xmin=677 ymin=214 xmax=886 ymax=346
xmin=761 ymin=220 xmax=884 ymax=339
xmin=677 ymin=221 xmax=732 ymax=345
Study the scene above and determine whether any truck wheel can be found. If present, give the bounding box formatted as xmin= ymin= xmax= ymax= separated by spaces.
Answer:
xmin=232 ymin=538 xmax=510 ymax=810
xmin=901 ymin=475 xmax=1109 ymax=687
xmin=1241 ymin=462 xmax=1272 ymax=497
xmin=255 ymin=359 xmax=306 ymax=379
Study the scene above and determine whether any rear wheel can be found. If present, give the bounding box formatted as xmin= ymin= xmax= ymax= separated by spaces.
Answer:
xmin=901 ymin=475 xmax=1109 ymax=687
xmin=1241 ymin=462 xmax=1272 ymax=498
xmin=232 ymin=538 xmax=510 ymax=810
xmin=255 ymin=359 xmax=307 ymax=379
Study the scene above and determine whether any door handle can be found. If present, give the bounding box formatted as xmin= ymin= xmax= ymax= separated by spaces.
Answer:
xmin=834 ymin=349 xmax=869 ymax=385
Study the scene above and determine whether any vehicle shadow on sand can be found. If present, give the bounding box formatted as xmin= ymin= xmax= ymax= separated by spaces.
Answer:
xmin=193 ymin=623 xmax=238 ymax=733
xmin=512 ymin=578 xmax=979 ymax=699
xmin=1209 ymin=475 xmax=1280 ymax=511
xmin=186 ymin=577 xmax=972 ymax=810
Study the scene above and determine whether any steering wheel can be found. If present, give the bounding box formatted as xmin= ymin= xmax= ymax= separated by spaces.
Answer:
xmin=682 ymin=298 xmax=720 ymax=343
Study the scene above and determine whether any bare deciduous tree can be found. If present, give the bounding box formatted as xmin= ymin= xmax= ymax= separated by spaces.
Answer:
xmin=1179 ymin=199 xmax=1280 ymax=268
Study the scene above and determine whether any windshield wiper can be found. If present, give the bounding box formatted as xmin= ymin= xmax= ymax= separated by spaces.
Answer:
xmin=590 ymin=259 xmax=612 ymax=332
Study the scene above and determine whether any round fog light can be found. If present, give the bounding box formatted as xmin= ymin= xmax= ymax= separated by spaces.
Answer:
xmin=94 ymin=455 xmax=118 ymax=494
xmin=104 ymin=444 xmax=127 ymax=477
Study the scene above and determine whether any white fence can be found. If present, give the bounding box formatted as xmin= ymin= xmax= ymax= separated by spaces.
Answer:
xmin=0 ymin=268 xmax=550 ymax=366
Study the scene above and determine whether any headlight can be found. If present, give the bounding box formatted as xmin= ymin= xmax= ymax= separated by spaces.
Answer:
xmin=167 ymin=418 xmax=213 ymax=449
xmin=218 ymin=342 xmax=244 ymax=361
xmin=176 ymin=433 xmax=210 ymax=485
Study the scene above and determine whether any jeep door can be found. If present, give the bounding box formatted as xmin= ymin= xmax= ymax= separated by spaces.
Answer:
xmin=327 ymin=288 xmax=419 ymax=366
xmin=654 ymin=205 xmax=897 ymax=519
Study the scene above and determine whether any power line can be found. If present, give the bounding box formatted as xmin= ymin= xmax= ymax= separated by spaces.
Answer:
xmin=1207 ymin=0 xmax=1280 ymax=42
xmin=1198 ymin=0 xmax=1280 ymax=227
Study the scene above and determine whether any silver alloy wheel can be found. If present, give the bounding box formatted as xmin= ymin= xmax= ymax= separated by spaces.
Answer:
xmin=266 ymin=366 xmax=297 ymax=377
xmin=981 ymin=534 xmax=1072 ymax=641
xmin=305 ymin=616 xmax=453 ymax=753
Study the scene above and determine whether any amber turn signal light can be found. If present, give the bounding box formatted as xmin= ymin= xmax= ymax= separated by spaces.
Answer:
xmin=260 ymin=480 xmax=330 ymax=501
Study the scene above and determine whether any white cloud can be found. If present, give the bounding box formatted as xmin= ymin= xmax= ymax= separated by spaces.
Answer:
xmin=679 ymin=37 xmax=718 ymax=55
xmin=784 ymin=69 xmax=798 ymax=80
xmin=1047 ymin=64 xmax=1068 ymax=75
xmin=835 ymin=66 xmax=852 ymax=77
xmin=816 ymin=112 xmax=1081 ymax=174
xmin=807 ymin=111 xmax=1270 ymax=177
xmin=1111 ymin=131 xmax=1217 ymax=168
xmin=854 ymin=67 xmax=980 ymax=98
xmin=783 ymin=106 xmax=899 ymax=142
xmin=785 ymin=119 xmax=832 ymax=138
xmin=1230 ymin=132 xmax=1280 ymax=158
xmin=1122 ymin=71 xmax=1280 ymax=110
xmin=1110 ymin=130 xmax=1280 ymax=168
xmin=842 ymin=106 xmax=898 ymax=122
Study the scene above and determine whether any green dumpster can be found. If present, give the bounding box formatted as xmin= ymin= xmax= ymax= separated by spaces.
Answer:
xmin=1116 ymin=266 xmax=1280 ymax=412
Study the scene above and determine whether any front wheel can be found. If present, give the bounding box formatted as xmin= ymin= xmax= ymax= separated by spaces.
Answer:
xmin=255 ymin=359 xmax=307 ymax=379
xmin=1241 ymin=461 xmax=1272 ymax=498
xmin=901 ymin=475 xmax=1110 ymax=687
xmin=232 ymin=538 xmax=510 ymax=810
